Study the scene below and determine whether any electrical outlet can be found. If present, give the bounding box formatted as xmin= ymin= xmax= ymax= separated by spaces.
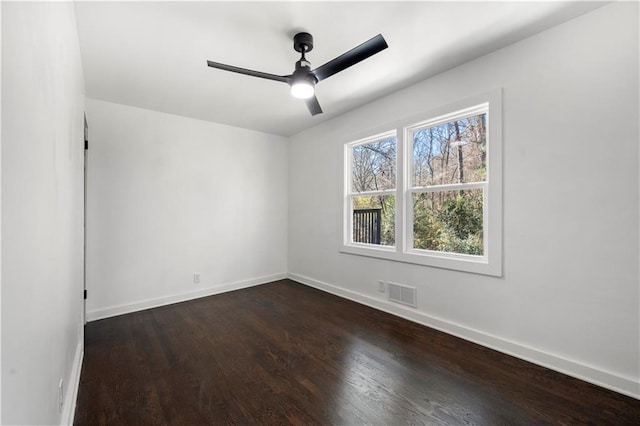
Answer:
xmin=378 ymin=280 xmax=386 ymax=293
xmin=193 ymin=273 xmax=200 ymax=284
xmin=58 ymin=379 xmax=64 ymax=412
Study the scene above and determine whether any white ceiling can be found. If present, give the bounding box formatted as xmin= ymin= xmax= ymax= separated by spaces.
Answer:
xmin=74 ymin=1 xmax=606 ymax=136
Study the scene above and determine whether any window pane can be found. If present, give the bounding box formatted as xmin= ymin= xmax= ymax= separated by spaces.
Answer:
xmin=412 ymin=113 xmax=486 ymax=187
xmin=351 ymin=137 xmax=396 ymax=192
xmin=352 ymin=195 xmax=395 ymax=246
xmin=412 ymin=189 xmax=483 ymax=255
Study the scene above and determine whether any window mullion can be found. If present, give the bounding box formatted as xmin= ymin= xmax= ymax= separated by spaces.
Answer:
xmin=403 ymin=126 xmax=413 ymax=254
xmin=395 ymin=126 xmax=405 ymax=254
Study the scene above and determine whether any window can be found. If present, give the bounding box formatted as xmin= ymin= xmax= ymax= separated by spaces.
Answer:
xmin=342 ymin=90 xmax=502 ymax=276
xmin=407 ymin=106 xmax=487 ymax=256
xmin=346 ymin=132 xmax=397 ymax=248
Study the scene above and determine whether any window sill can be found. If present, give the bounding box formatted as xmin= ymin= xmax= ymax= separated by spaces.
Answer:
xmin=340 ymin=244 xmax=502 ymax=277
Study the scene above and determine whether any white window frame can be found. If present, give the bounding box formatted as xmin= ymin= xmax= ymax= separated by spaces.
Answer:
xmin=341 ymin=89 xmax=502 ymax=276
xmin=344 ymin=130 xmax=398 ymax=252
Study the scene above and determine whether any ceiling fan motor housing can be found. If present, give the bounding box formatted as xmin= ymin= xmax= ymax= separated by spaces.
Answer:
xmin=295 ymin=57 xmax=310 ymax=70
xmin=293 ymin=59 xmax=316 ymax=82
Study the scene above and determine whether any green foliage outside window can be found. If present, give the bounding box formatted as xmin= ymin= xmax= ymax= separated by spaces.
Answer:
xmin=413 ymin=189 xmax=483 ymax=255
xmin=413 ymin=190 xmax=483 ymax=255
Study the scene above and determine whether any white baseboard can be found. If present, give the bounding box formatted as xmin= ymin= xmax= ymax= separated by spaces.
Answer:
xmin=288 ymin=272 xmax=640 ymax=400
xmin=86 ymin=273 xmax=287 ymax=322
xmin=61 ymin=342 xmax=83 ymax=426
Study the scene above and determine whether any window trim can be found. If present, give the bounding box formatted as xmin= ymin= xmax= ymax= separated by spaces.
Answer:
xmin=344 ymin=130 xmax=398 ymax=250
xmin=341 ymin=89 xmax=503 ymax=277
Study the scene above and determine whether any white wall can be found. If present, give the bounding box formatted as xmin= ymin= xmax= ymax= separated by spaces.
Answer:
xmin=2 ymin=2 xmax=86 ymax=424
xmin=85 ymin=99 xmax=288 ymax=320
xmin=288 ymin=2 xmax=639 ymax=397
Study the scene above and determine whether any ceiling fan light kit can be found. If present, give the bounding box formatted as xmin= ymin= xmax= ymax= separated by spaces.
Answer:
xmin=290 ymin=79 xmax=315 ymax=99
xmin=207 ymin=31 xmax=388 ymax=116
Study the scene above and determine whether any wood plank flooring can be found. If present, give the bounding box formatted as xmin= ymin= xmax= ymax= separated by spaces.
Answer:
xmin=74 ymin=279 xmax=640 ymax=425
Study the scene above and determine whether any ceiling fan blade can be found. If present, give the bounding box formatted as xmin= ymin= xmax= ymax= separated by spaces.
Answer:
xmin=311 ymin=34 xmax=388 ymax=82
xmin=206 ymin=60 xmax=291 ymax=83
xmin=305 ymin=95 xmax=323 ymax=116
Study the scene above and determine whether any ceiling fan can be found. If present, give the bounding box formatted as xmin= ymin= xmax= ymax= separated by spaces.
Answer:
xmin=206 ymin=32 xmax=388 ymax=116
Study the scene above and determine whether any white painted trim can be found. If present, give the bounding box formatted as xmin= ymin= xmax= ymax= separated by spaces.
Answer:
xmin=288 ymin=272 xmax=640 ymax=400
xmin=349 ymin=189 xmax=396 ymax=198
xmin=0 ymin=1 xmax=3 ymax=419
xmin=340 ymin=245 xmax=494 ymax=276
xmin=60 ymin=342 xmax=83 ymax=426
xmin=86 ymin=273 xmax=287 ymax=321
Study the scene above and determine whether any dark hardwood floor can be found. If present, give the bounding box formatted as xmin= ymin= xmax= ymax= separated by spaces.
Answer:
xmin=74 ymin=279 xmax=639 ymax=425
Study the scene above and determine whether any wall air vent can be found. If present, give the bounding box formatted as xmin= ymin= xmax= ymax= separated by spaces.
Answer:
xmin=387 ymin=282 xmax=417 ymax=308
